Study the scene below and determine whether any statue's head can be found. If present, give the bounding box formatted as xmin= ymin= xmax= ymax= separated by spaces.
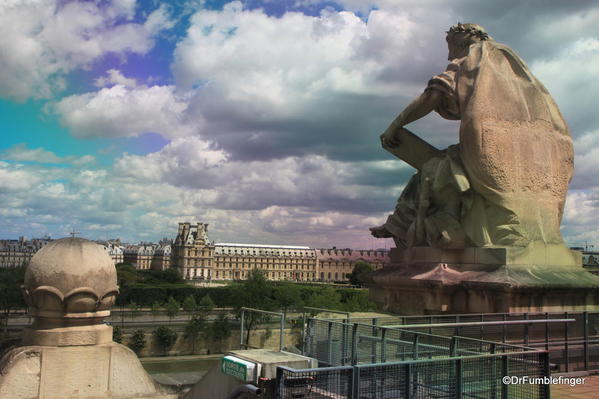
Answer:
xmin=446 ymin=23 xmax=490 ymax=60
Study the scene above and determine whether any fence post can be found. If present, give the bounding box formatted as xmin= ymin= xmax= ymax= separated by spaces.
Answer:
xmin=279 ymin=313 xmax=285 ymax=351
xmin=456 ymin=359 xmax=463 ymax=399
xmin=480 ymin=314 xmax=484 ymax=351
xmin=303 ymin=317 xmax=312 ymax=356
xmin=381 ymin=328 xmax=387 ymax=363
xmin=327 ymin=321 xmax=333 ymax=366
xmin=564 ymin=311 xmax=569 ymax=373
xmin=412 ymin=334 xmax=419 ymax=360
xmin=240 ymin=309 xmax=245 ymax=349
xmin=371 ymin=318 xmax=378 ymax=363
xmin=583 ymin=311 xmax=589 ymax=371
xmin=545 ymin=312 xmax=549 ymax=351
xmin=275 ymin=366 xmax=283 ymax=399
xmin=351 ymin=366 xmax=360 ymax=399
xmin=301 ymin=309 xmax=306 ymax=354
xmin=450 ymin=336 xmax=458 ymax=357
xmin=502 ymin=313 xmax=507 ymax=343
xmin=501 ymin=355 xmax=509 ymax=399
xmin=405 ymin=364 xmax=412 ymax=399
xmin=351 ymin=323 xmax=359 ymax=365
xmin=524 ymin=312 xmax=529 ymax=346
xmin=542 ymin=351 xmax=551 ymax=399
xmin=342 ymin=322 xmax=348 ymax=366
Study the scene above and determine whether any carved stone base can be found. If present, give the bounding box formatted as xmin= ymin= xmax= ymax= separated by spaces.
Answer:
xmin=369 ymin=243 xmax=599 ymax=314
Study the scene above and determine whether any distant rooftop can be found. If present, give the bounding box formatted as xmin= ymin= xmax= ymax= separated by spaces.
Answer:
xmin=215 ymin=242 xmax=311 ymax=250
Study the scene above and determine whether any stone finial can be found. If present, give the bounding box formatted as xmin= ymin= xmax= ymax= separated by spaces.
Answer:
xmin=21 ymin=237 xmax=119 ymax=346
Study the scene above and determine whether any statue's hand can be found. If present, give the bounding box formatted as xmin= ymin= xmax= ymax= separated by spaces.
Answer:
xmin=380 ymin=125 xmax=401 ymax=148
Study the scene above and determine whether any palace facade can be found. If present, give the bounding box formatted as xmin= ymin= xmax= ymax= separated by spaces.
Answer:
xmin=171 ymin=222 xmax=389 ymax=282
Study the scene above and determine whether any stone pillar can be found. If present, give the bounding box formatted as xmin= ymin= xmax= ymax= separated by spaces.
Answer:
xmin=0 ymin=237 xmax=177 ymax=399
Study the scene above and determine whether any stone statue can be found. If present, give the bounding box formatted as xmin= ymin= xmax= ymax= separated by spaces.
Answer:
xmin=371 ymin=23 xmax=574 ymax=250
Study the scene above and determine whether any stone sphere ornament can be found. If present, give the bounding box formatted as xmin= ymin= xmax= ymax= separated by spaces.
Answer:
xmin=21 ymin=237 xmax=119 ymax=346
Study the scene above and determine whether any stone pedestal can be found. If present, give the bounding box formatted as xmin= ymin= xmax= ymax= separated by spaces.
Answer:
xmin=0 ymin=238 xmax=178 ymax=398
xmin=369 ymin=243 xmax=599 ymax=314
xmin=0 ymin=343 xmax=177 ymax=399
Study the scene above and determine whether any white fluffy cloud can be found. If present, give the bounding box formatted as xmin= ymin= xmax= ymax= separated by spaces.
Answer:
xmin=51 ymin=84 xmax=195 ymax=138
xmin=0 ymin=0 xmax=173 ymax=101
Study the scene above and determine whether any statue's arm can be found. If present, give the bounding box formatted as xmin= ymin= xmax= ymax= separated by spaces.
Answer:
xmin=380 ymin=89 xmax=443 ymax=148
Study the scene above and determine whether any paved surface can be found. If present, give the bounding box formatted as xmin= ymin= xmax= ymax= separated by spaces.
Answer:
xmin=551 ymin=374 xmax=599 ymax=399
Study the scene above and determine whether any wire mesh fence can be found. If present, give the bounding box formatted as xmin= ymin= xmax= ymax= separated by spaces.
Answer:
xmin=277 ymin=351 xmax=549 ymax=399
xmin=285 ymin=316 xmax=551 ymax=398
xmin=317 ymin=311 xmax=599 ymax=373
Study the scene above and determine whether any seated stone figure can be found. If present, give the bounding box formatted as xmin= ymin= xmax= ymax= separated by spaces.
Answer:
xmin=371 ymin=23 xmax=574 ymax=250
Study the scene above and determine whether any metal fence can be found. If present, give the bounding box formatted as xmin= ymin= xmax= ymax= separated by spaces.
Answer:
xmin=326 ymin=311 xmax=599 ymax=373
xmin=278 ymin=318 xmax=550 ymax=398
xmin=277 ymin=352 xmax=549 ymax=399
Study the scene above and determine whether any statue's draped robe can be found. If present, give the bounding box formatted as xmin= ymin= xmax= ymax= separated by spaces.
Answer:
xmin=385 ymin=40 xmax=574 ymax=248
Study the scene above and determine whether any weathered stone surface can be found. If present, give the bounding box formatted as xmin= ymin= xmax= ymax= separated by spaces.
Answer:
xmin=0 ymin=344 xmax=178 ymax=399
xmin=366 ymin=23 xmax=597 ymax=314
xmin=370 ymin=246 xmax=599 ymax=314
xmin=372 ymin=23 xmax=573 ymax=250
xmin=0 ymin=237 xmax=178 ymax=398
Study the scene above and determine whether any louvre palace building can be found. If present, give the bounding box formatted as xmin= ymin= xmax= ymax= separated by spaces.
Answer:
xmin=171 ymin=222 xmax=389 ymax=283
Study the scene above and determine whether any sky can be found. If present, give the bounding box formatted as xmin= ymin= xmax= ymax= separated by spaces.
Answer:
xmin=1 ymin=0 xmax=598 ymax=250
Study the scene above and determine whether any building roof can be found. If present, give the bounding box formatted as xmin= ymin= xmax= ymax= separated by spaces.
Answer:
xmin=215 ymin=243 xmax=311 ymax=250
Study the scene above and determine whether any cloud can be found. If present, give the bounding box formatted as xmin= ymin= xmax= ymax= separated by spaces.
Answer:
xmin=0 ymin=0 xmax=173 ymax=101
xmin=2 ymin=1 xmax=599 ymax=248
xmin=51 ymin=84 xmax=195 ymax=138
xmin=94 ymin=69 xmax=138 ymax=88
xmin=1 ymin=144 xmax=95 ymax=165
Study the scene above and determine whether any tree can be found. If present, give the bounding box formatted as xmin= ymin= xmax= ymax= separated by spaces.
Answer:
xmin=0 ymin=267 xmax=27 ymax=333
xmin=207 ymin=314 xmax=231 ymax=353
xmin=347 ymin=261 xmax=374 ymax=287
xmin=232 ymin=269 xmax=276 ymax=347
xmin=182 ymin=295 xmax=198 ymax=316
xmin=184 ymin=315 xmax=206 ymax=354
xmin=164 ymin=297 xmax=180 ymax=323
xmin=150 ymin=301 xmax=162 ymax=319
xmin=274 ymin=284 xmax=302 ymax=313
xmin=198 ymin=294 xmax=215 ymax=313
xmin=154 ymin=326 xmax=178 ymax=355
xmin=128 ymin=329 xmax=146 ymax=355
xmin=305 ymin=286 xmax=342 ymax=309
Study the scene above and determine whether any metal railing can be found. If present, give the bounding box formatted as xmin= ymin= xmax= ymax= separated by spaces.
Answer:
xmin=332 ymin=311 xmax=599 ymax=373
xmin=304 ymin=318 xmax=543 ymax=367
xmin=240 ymin=307 xmax=285 ymax=351
xmin=278 ymin=350 xmax=549 ymax=398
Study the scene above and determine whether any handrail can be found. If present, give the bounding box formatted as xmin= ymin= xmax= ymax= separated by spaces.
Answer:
xmin=383 ymin=318 xmax=576 ymax=329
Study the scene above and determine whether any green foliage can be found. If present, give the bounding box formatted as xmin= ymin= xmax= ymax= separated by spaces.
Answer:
xmin=113 ymin=326 xmax=123 ymax=343
xmin=348 ymin=261 xmax=374 ymax=286
xmin=184 ymin=315 xmax=206 ymax=354
xmin=153 ymin=326 xmax=178 ymax=354
xmin=150 ymin=301 xmax=162 ymax=317
xmin=128 ymin=329 xmax=146 ymax=355
xmin=198 ymin=294 xmax=215 ymax=313
xmin=140 ymin=269 xmax=183 ymax=284
xmin=232 ymin=269 xmax=276 ymax=346
xmin=274 ymin=284 xmax=302 ymax=312
xmin=304 ymin=286 xmax=342 ymax=309
xmin=206 ymin=314 xmax=231 ymax=353
xmin=182 ymin=295 xmax=197 ymax=314
xmin=0 ymin=267 xmax=27 ymax=316
xmin=342 ymin=291 xmax=377 ymax=312
xmin=233 ymin=269 xmax=275 ymax=311
xmin=164 ymin=297 xmax=180 ymax=320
